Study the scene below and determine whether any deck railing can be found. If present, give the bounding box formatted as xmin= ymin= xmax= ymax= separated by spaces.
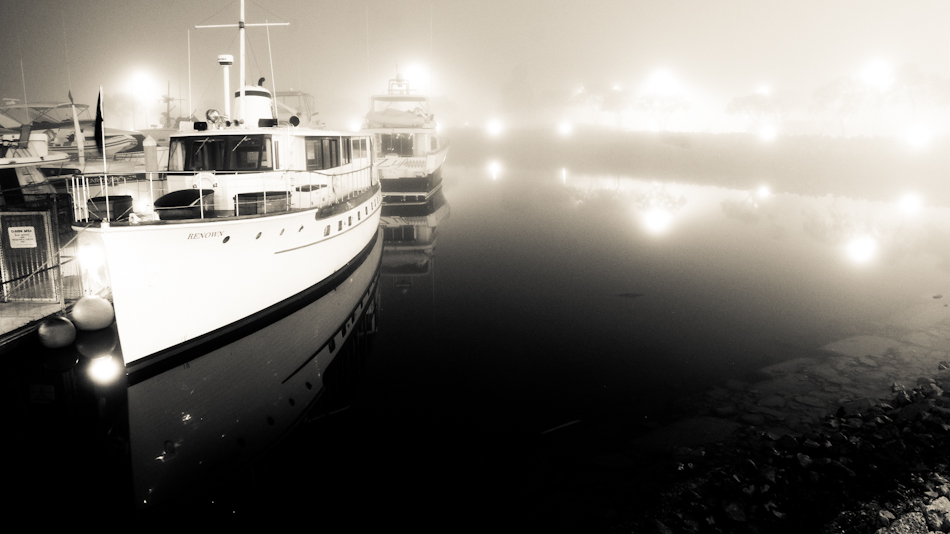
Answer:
xmin=69 ymin=164 xmax=376 ymax=223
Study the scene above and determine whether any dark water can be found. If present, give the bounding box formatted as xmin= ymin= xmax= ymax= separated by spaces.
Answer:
xmin=7 ymin=130 xmax=950 ymax=528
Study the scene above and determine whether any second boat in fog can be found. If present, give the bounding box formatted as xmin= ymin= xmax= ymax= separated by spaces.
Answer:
xmin=362 ymin=73 xmax=449 ymax=203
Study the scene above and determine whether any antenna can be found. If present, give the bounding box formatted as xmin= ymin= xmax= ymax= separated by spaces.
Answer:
xmin=196 ymin=0 xmax=288 ymax=125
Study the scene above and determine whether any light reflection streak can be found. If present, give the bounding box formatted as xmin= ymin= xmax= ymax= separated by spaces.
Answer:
xmin=846 ymin=235 xmax=878 ymax=264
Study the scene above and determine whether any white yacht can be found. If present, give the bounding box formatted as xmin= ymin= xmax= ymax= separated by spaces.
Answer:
xmin=362 ymin=74 xmax=449 ymax=202
xmin=68 ymin=4 xmax=382 ymax=379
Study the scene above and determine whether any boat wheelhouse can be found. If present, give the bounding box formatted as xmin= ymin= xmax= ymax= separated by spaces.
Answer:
xmin=362 ymin=74 xmax=449 ymax=202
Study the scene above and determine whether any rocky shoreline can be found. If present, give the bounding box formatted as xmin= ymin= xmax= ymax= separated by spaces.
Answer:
xmin=530 ymin=298 xmax=950 ymax=533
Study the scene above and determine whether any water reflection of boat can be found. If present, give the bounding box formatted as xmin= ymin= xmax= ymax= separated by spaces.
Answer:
xmin=9 ymin=229 xmax=382 ymax=517
xmin=68 ymin=2 xmax=381 ymax=371
xmin=362 ymin=74 xmax=449 ymax=202
xmin=128 ymin=229 xmax=382 ymax=510
xmin=381 ymin=188 xmax=450 ymax=280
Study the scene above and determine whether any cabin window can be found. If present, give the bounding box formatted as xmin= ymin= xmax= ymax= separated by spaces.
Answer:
xmin=324 ymin=225 xmax=330 ymax=236
xmin=341 ymin=137 xmax=351 ymax=165
xmin=168 ymin=134 xmax=273 ymax=172
xmin=305 ymin=137 xmax=341 ymax=170
xmin=377 ymin=133 xmax=413 ymax=157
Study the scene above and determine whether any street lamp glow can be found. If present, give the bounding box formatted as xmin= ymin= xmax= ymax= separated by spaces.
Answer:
xmin=899 ymin=193 xmax=922 ymax=215
xmin=487 ymin=119 xmax=503 ymax=136
xmin=644 ymin=69 xmax=683 ymax=96
xmin=758 ymin=125 xmax=778 ymax=142
xmin=860 ymin=60 xmax=893 ymax=91
xmin=402 ymin=63 xmax=431 ymax=93
xmin=905 ymin=124 xmax=931 ymax=150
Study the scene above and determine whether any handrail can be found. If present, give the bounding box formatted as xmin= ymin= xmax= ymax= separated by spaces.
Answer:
xmin=69 ymin=164 xmax=376 ymax=224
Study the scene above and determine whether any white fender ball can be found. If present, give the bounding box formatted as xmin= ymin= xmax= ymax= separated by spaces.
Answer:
xmin=71 ymin=295 xmax=115 ymax=331
xmin=38 ymin=316 xmax=77 ymax=348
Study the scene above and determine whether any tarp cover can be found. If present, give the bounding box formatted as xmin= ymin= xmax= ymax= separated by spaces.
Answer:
xmin=365 ymin=108 xmax=433 ymax=128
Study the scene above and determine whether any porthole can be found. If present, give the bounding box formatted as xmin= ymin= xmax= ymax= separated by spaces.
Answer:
xmin=348 ymin=216 xmax=352 ymax=226
xmin=338 ymin=221 xmax=343 ymax=231
xmin=267 ymin=416 xmax=275 ymax=426
xmin=280 ymin=228 xmax=285 ymax=235
xmin=299 ymin=225 xmax=304 ymax=232
xmin=288 ymin=398 xmax=296 ymax=407
xmin=357 ymin=212 xmax=361 ymax=221
xmin=324 ymin=225 xmax=330 ymax=236
xmin=255 ymin=232 xmax=261 ymax=239
xmin=328 ymin=338 xmax=335 ymax=353
xmin=222 ymin=236 xmax=230 ymax=243
xmin=305 ymin=381 xmax=312 ymax=389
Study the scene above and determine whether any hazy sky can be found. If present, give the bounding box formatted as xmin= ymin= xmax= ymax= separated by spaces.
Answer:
xmin=3 ymin=0 xmax=950 ymax=129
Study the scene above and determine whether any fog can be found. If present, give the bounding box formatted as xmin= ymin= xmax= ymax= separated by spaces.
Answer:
xmin=3 ymin=0 xmax=950 ymax=136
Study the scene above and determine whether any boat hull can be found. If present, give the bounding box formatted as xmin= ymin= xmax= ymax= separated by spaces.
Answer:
xmin=126 ymin=228 xmax=382 ymax=509
xmin=77 ymin=186 xmax=382 ymax=366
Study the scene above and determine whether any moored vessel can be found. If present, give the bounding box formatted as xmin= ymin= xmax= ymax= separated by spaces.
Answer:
xmin=362 ymin=74 xmax=449 ymax=202
xmin=67 ymin=2 xmax=382 ymax=381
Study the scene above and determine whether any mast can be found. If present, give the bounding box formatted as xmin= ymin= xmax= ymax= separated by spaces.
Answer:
xmin=195 ymin=0 xmax=287 ymax=127
xmin=239 ymin=0 xmax=245 ymax=125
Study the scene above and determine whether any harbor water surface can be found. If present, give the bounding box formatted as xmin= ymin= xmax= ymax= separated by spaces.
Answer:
xmin=10 ymin=130 xmax=950 ymax=528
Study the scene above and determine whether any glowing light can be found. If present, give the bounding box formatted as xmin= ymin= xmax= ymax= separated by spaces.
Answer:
xmin=642 ymin=208 xmax=673 ymax=234
xmin=846 ymin=236 xmax=877 ymax=264
xmin=899 ymin=193 xmax=922 ymax=215
xmin=557 ymin=122 xmax=573 ymax=136
xmin=756 ymin=185 xmax=770 ymax=199
xmin=644 ymin=69 xmax=683 ymax=96
xmin=349 ymin=120 xmax=362 ymax=132
xmin=488 ymin=160 xmax=501 ymax=180
xmin=127 ymin=70 xmax=159 ymax=100
xmin=561 ymin=168 xmax=567 ymax=184
xmin=860 ymin=60 xmax=893 ymax=91
xmin=905 ymin=124 xmax=932 ymax=150
xmin=758 ymin=125 xmax=778 ymax=142
xmin=486 ymin=119 xmax=503 ymax=136
xmin=88 ymin=355 xmax=121 ymax=385
xmin=402 ymin=63 xmax=431 ymax=93
xmin=756 ymin=84 xmax=771 ymax=96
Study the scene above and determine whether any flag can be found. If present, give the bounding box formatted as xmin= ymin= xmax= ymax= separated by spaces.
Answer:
xmin=94 ymin=87 xmax=105 ymax=159
xmin=69 ymin=90 xmax=85 ymax=166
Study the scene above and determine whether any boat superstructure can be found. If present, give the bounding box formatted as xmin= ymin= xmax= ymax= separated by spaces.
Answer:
xmin=362 ymin=74 xmax=449 ymax=202
xmin=68 ymin=3 xmax=382 ymax=376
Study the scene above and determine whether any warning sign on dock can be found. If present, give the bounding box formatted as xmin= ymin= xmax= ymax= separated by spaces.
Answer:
xmin=8 ymin=226 xmax=37 ymax=249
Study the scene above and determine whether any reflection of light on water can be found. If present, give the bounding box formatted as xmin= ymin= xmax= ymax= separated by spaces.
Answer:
xmin=758 ymin=125 xmax=777 ymax=142
xmin=488 ymin=160 xmax=501 ymax=180
xmin=899 ymin=193 xmax=922 ymax=215
xmin=88 ymin=355 xmax=121 ymax=384
xmin=642 ymin=208 xmax=673 ymax=234
xmin=846 ymin=236 xmax=877 ymax=264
